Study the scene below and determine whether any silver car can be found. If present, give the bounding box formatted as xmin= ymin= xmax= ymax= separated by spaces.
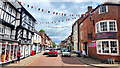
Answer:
xmin=44 ymin=48 xmax=50 ymax=54
xmin=62 ymin=49 xmax=71 ymax=57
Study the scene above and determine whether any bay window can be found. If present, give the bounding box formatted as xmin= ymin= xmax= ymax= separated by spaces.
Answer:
xmin=95 ymin=20 xmax=117 ymax=33
xmin=96 ymin=40 xmax=119 ymax=55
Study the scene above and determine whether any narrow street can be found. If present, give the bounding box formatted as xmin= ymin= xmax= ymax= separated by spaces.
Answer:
xmin=4 ymin=53 xmax=96 ymax=68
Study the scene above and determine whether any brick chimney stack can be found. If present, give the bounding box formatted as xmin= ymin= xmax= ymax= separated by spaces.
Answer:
xmin=88 ymin=6 xmax=92 ymax=12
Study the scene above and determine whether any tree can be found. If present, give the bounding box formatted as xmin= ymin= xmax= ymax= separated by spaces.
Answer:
xmin=39 ymin=29 xmax=45 ymax=33
xmin=52 ymin=42 xmax=56 ymax=48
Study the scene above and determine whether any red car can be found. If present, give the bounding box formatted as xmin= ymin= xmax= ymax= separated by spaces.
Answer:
xmin=49 ymin=48 xmax=58 ymax=57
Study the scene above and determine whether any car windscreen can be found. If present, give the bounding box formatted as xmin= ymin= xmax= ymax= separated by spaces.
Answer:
xmin=63 ymin=49 xmax=68 ymax=52
xmin=46 ymin=49 xmax=49 ymax=50
xmin=50 ymin=49 xmax=56 ymax=51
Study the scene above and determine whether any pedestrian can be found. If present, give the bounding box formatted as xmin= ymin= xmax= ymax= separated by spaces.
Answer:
xmin=82 ymin=49 xmax=86 ymax=59
xmin=17 ymin=48 xmax=21 ymax=63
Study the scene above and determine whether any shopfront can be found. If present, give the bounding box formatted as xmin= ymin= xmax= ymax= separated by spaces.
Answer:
xmin=1 ymin=43 xmax=18 ymax=64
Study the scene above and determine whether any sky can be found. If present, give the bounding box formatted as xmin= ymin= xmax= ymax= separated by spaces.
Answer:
xmin=18 ymin=0 xmax=117 ymax=45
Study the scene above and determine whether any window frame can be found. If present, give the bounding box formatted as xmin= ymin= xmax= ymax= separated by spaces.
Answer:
xmin=99 ymin=6 xmax=108 ymax=14
xmin=96 ymin=40 xmax=119 ymax=55
xmin=95 ymin=20 xmax=117 ymax=33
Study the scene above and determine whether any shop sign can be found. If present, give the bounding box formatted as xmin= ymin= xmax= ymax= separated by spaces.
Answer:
xmin=88 ymin=42 xmax=96 ymax=47
xmin=96 ymin=32 xmax=117 ymax=39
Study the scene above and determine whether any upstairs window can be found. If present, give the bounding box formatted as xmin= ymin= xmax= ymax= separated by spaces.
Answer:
xmin=80 ymin=23 xmax=83 ymax=28
xmin=81 ymin=31 xmax=83 ymax=40
xmin=95 ymin=20 xmax=117 ymax=33
xmin=99 ymin=6 xmax=108 ymax=14
xmin=8 ymin=6 xmax=12 ymax=13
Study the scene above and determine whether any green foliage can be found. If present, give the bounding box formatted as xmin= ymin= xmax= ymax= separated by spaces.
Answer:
xmin=52 ymin=42 xmax=56 ymax=48
xmin=39 ymin=29 xmax=45 ymax=33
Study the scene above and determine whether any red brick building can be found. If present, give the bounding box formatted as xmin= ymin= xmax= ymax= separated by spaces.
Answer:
xmin=79 ymin=2 xmax=120 ymax=61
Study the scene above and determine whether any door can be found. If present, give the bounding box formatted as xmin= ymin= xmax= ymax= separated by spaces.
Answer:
xmin=85 ymin=43 xmax=88 ymax=55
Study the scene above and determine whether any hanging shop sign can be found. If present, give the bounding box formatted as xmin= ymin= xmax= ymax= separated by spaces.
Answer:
xmin=96 ymin=32 xmax=117 ymax=39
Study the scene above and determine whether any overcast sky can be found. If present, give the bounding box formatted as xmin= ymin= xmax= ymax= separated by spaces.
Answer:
xmin=19 ymin=0 xmax=110 ymax=45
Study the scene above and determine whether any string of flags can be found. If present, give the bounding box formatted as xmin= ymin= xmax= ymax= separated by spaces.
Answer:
xmin=35 ymin=17 xmax=78 ymax=25
xmin=39 ymin=25 xmax=71 ymax=28
xmin=18 ymin=2 xmax=81 ymax=17
xmin=18 ymin=1 xmax=97 ymax=25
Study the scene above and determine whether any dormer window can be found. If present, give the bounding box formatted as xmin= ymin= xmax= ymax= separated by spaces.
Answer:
xmin=99 ymin=6 xmax=108 ymax=14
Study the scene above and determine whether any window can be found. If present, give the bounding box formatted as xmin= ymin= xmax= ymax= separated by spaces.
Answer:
xmin=0 ymin=25 xmax=4 ymax=34
xmin=95 ymin=20 xmax=117 ymax=33
xmin=109 ymin=22 xmax=116 ymax=31
xmin=99 ymin=6 xmax=108 ymax=14
xmin=81 ymin=31 xmax=83 ymax=40
xmin=96 ymin=23 xmax=99 ymax=33
xmin=8 ymin=6 xmax=12 ymax=13
xmin=80 ymin=23 xmax=83 ymax=28
xmin=96 ymin=40 xmax=119 ymax=55
xmin=100 ymin=22 xmax=107 ymax=31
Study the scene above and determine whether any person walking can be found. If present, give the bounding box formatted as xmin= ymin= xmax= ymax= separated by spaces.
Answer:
xmin=17 ymin=49 xmax=21 ymax=63
xmin=82 ymin=49 xmax=86 ymax=59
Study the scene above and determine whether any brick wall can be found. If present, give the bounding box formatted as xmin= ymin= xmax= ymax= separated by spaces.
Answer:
xmin=79 ymin=4 xmax=120 ymax=61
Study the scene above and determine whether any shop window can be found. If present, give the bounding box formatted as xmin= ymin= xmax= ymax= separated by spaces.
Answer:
xmin=96 ymin=40 xmax=118 ymax=55
xmin=10 ymin=45 xmax=14 ymax=60
xmin=14 ymin=46 xmax=17 ymax=59
xmin=95 ymin=20 xmax=117 ymax=33
xmin=97 ymin=41 xmax=101 ymax=53
xmin=110 ymin=41 xmax=117 ymax=53
xmin=6 ymin=44 xmax=10 ymax=61
xmin=0 ymin=43 xmax=2 ymax=62
xmin=102 ymin=41 xmax=109 ymax=53
xmin=2 ymin=44 xmax=6 ymax=62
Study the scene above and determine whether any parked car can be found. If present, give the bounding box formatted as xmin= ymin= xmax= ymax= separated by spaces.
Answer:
xmin=44 ymin=48 xmax=50 ymax=55
xmin=62 ymin=49 xmax=71 ymax=57
xmin=57 ymin=48 xmax=61 ymax=54
xmin=49 ymin=48 xmax=58 ymax=57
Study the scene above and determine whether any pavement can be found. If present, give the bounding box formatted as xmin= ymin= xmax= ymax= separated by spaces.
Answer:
xmin=3 ymin=52 xmax=43 ymax=67
xmin=72 ymin=54 xmax=120 ymax=68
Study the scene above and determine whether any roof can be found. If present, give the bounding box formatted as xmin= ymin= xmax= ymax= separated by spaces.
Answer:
xmin=78 ymin=3 xmax=120 ymax=25
xmin=20 ymin=4 xmax=36 ymax=21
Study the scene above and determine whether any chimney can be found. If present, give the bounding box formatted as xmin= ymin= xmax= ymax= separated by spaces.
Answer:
xmin=88 ymin=6 xmax=92 ymax=12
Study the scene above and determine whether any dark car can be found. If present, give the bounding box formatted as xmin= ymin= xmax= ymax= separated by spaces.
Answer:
xmin=49 ymin=48 xmax=58 ymax=57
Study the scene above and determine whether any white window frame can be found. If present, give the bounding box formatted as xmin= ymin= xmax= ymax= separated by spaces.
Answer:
xmin=96 ymin=39 xmax=119 ymax=55
xmin=95 ymin=20 xmax=117 ymax=33
xmin=99 ymin=6 xmax=108 ymax=14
